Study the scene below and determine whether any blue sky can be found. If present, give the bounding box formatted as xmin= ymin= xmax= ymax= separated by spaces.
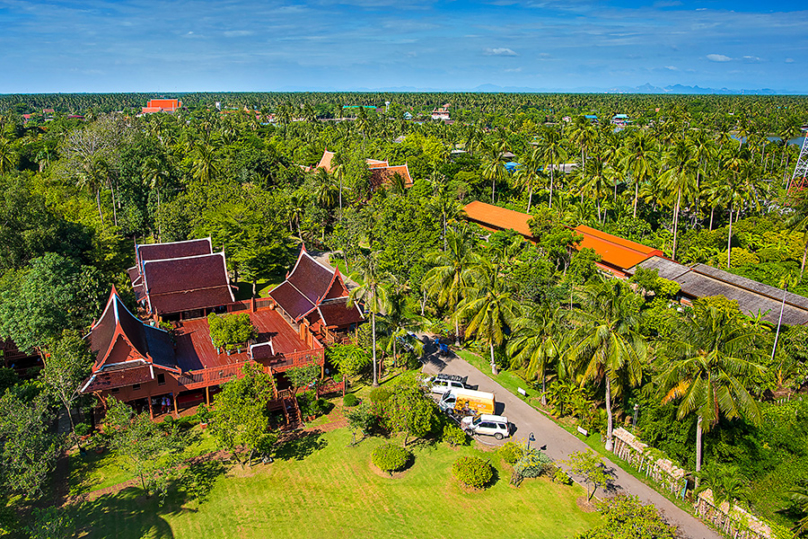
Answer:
xmin=0 ymin=0 xmax=805 ymax=93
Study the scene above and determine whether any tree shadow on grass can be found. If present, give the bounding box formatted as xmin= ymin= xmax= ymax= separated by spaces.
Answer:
xmin=70 ymin=487 xmax=178 ymax=539
xmin=274 ymin=430 xmax=328 ymax=461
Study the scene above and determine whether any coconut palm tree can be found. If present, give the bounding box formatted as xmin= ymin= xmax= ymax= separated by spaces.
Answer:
xmin=348 ymin=254 xmax=391 ymax=387
xmin=458 ymin=258 xmax=519 ymax=375
xmin=566 ymin=277 xmax=646 ymax=451
xmin=658 ymin=306 xmax=765 ymax=474
xmin=507 ymin=304 xmax=568 ymax=406
xmin=482 ymin=140 xmax=508 ymax=204
xmin=515 ymin=147 xmax=543 ymax=213
xmin=538 ymin=126 xmax=567 ymax=208
xmin=423 ymin=227 xmax=477 ymax=346
xmin=659 ymin=138 xmax=696 ymax=260
xmin=619 ymin=130 xmax=658 ymax=218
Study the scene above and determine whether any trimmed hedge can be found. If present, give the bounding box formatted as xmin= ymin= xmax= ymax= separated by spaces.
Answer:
xmin=343 ymin=393 xmax=360 ymax=407
xmin=452 ymin=456 xmax=494 ymax=489
xmin=372 ymin=443 xmax=412 ymax=474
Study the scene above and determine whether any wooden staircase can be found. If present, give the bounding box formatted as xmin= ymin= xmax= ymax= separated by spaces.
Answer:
xmin=281 ymin=396 xmax=302 ymax=429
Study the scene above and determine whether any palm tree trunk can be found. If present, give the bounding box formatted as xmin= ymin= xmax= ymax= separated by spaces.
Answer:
xmin=110 ymin=185 xmax=118 ymax=227
xmin=454 ymin=317 xmax=460 ymax=347
xmin=696 ymin=415 xmax=703 ymax=474
xmin=371 ymin=312 xmax=378 ymax=387
xmin=491 ymin=176 xmax=496 ymax=204
xmin=772 ymin=286 xmax=787 ymax=361
xmin=549 ymin=168 xmax=555 ymax=209
xmin=527 ymin=184 xmax=533 ymax=213
xmin=709 ymin=206 xmax=715 ymax=231
xmin=96 ymin=189 xmax=104 ymax=224
xmin=605 ymin=376 xmax=614 ymax=451
xmin=727 ymin=202 xmax=734 ymax=269
xmin=801 ymin=236 xmax=808 ymax=281
xmin=489 ymin=342 xmax=498 ymax=375
xmin=672 ymin=189 xmax=682 ymax=260
xmin=633 ymin=180 xmax=639 ymax=218
xmin=541 ymin=372 xmax=547 ymax=406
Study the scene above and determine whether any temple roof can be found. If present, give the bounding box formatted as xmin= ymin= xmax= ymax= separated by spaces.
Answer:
xmin=318 ymin=298 xmax=364 ymax=328
xmin=142 ymin=252 xmax=234 ymax=315
xmin=369 ymin=164 xmax=413 ymax=190
xmin=135 ymin=238 xmax=212 ymax=272
xmin=270 ymin=247 xmax=360 ymax=327
xmin=89 ymin=288 xmax=178 ymax=374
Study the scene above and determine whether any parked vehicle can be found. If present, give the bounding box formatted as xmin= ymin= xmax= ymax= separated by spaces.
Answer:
xmin=439 ymin=388 xmax=496 ymax=416
xmin=461 ymin=414 xmax=511 ymax=440
xmin=429 ymin=373 xmax=469 ymax=395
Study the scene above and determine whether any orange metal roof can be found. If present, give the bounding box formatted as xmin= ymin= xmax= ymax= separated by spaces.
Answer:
xmin=573 ymin=225 xmax=663 ymax=271
xmin=463 ymin=201 xmax=534 ymax=238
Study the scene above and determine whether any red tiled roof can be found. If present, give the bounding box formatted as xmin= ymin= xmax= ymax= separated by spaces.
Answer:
xmin=369 ymin=164 xmax=413 ymax=190
xmin=146 ymin=99 xmax=181 ymax=110
xmin=143 ymin=252 xmax=234 ymax=315
xmin=366 ymin=159 xmax=389 ymax=169
xmin=83 ymin=365 xmax=155 ymax=393
xmin=136 ymin=238 xmax=212 ymax=270
xmin=573 ymin=225 xmax=663 ymax=272
xmin=318 ymin=299 xmax=364 ymax=328
xmin=317 ymin=150 xmax=335 ymax=172
xmin=88 ymin=288 xmax=178 ymax=374
xmin=269 ymin=281 xmax=315 ymax=320
xmin=463 ymin=201 xmax=534 ymax=238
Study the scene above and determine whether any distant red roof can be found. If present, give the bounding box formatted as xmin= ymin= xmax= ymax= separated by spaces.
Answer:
xmin=143 ymin=99 xmax=182 ymax=113
xmin=463 ymin=201 xmax=534 ymax=238
xmin=369 ymin=164 xmax=413 ymax=190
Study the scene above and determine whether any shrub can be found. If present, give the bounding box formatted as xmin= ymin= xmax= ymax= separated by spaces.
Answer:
xmin=208 ymin=312 xmax=256 ymax=350
xmin=369 ymin=387 xmax=392 ymax=404
xmin=498 ymin=442 xmax=524 ymax=465
xmin=74 ymin=423 xmax=92 ymax=437
xmin=452 ymin=456 xmax=494 ymax=489
xmin=442 ymin=424 xmax=469 ymax=447
xmin=346 ymin=402 xmax=378 ymax=436
xmin=553 ymin=467 xmax=573 ymax=485
xmin=372 ymin=443 xmax=412 ymax=474
xmin=343 ymin=393 xmax=360 ymax=407
xmin=512 ymin=449 xmax=553 ymax=484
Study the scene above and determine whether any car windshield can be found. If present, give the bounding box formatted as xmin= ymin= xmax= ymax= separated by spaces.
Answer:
xmin=472 ymin=417 xmax=482 ymax=426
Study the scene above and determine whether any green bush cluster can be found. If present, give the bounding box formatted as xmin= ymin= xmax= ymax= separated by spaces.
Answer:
xmin=553 ymin=467 xmax=573 ymax=485
xmin=498 ymin=442 xmax=523 ymax=465
xmin=441 ymin=424 xmax=468 ymax=447
xmin=369 ymin=387 xmax=392 ymax=404
xmin=452 ymin=456 xmax=494 ymax=489
xmin=343 ymin=393 xmax=359 ymax=407
xmin=371 ymin=443 xmax=412 ymax=474
xmin=207 ymin=312 xmax=256 ymax=350
xmin=513 ymin=449 xmax=553 ymax=480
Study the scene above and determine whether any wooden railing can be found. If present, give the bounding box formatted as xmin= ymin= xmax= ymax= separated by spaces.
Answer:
xmin=266 ymin=347 xmax=325 ymax=372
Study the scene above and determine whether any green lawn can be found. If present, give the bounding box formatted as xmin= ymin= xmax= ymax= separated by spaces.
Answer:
xmin=70 ymin=428 xmax=601 ymax=538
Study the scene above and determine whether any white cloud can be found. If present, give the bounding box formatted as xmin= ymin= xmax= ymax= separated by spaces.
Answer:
xmin=504 ymin=67 xmax=523 ymax=72
xmin=742 ymin=55 xmax=762 ymax=62
xmin=664 ymin=65 xmax=679 ymax=71
xmin=224 ymin=30 xmax=254 ymax=37
xmin=706 ymin=53 xmax=732 ymax=62
xmin=786 ymin=58 xmax=795 ymax=63
xmin=484 ymin=47 xmax=517 ymax=56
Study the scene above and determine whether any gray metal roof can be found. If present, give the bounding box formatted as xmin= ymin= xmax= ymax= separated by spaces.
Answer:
xmin=627 ymin=256 xmax=808 ymax=326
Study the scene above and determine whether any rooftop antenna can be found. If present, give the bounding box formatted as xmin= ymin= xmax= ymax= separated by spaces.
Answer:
xmin=790 ymin=129 xmax=808 ymax=192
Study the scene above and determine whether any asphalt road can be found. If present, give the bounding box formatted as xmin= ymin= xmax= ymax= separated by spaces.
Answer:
xmin=422 ymin=347 xmax=723 ymax=539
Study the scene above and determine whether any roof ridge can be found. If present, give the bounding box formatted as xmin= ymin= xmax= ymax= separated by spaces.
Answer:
xmin=142 ymin=250 xmax=224 ymax=266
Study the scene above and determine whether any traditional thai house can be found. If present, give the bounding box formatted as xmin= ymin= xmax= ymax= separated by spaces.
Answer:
xmin=128 ymin=238 xmax=235 ymax=321
xmin=83 ymin=239 xmax=332 ymax=423
xmin=269 ymin=246 xmax=364 ymax=345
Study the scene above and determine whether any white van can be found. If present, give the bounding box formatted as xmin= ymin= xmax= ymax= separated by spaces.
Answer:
xmin=429 ymin=374 xmax=468 ymax=395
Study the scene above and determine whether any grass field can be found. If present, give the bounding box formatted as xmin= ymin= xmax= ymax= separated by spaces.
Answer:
xmin=71 ymin=428 xmax=601 ymax=538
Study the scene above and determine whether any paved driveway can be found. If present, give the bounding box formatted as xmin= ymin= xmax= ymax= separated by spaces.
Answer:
xmin=422 ymin=348 xmax=722 ymax=539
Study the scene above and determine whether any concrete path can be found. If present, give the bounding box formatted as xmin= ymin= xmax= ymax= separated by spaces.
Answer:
xmin=422 ymin=348 xmax=722 ymax=539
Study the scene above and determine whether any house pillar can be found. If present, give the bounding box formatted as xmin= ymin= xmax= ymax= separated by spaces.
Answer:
xmin=173 ymin=392 xmax=179 ymax=417
xmin=205 ymin=386 xmax=210 ymax=406
xmin=148 ymin=396 xmax=154 ymax=420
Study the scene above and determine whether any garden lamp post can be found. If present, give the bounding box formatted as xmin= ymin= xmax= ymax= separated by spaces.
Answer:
xmin=528 ymin=432 xmax=535 ymax=451
xmin=632 ymin=404 xmax=640 ymax=432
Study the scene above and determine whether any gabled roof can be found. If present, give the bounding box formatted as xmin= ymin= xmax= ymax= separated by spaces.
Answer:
xmin=270 ymin=246 xmax=360 ymax=325
xmin=463 ymin=201 xmax=534 ymax=238
xmin=318 ymin=298 xmax=364 ymax=328
xmin=369 ymin=164 xmax=413 ymax=190
xmin=135 ymin=238 xmax=213 ymax=273
xmin=628 ymin=257 xmax=808 ymax=326
xmin=142 ymin=252 xmax=234 ymax=315
xmin=573 ymin=225 xmax=664 ymax=272
xmin=89 ymin=288 xmax=178 ymax=374
xmin=317 ymin=150 xmax=335 ymax=172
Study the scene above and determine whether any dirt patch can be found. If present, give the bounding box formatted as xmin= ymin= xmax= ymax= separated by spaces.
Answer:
xmin=368 ymin=459 xmax=409 ymax=479
xmin=576 ymin=496 xmax=597 ymax=513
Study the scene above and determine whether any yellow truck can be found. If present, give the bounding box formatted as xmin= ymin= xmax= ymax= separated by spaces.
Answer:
xmin=439 ymin=388 xmax=496 ymax=416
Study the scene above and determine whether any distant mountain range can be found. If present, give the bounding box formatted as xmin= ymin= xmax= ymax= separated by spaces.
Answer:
xmin=284 ymin=83 xmax=805 ymax=95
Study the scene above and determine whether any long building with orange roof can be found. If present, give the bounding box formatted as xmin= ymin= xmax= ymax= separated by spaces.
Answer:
xmin=462 ymin=201 xmax=662 ymax=277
